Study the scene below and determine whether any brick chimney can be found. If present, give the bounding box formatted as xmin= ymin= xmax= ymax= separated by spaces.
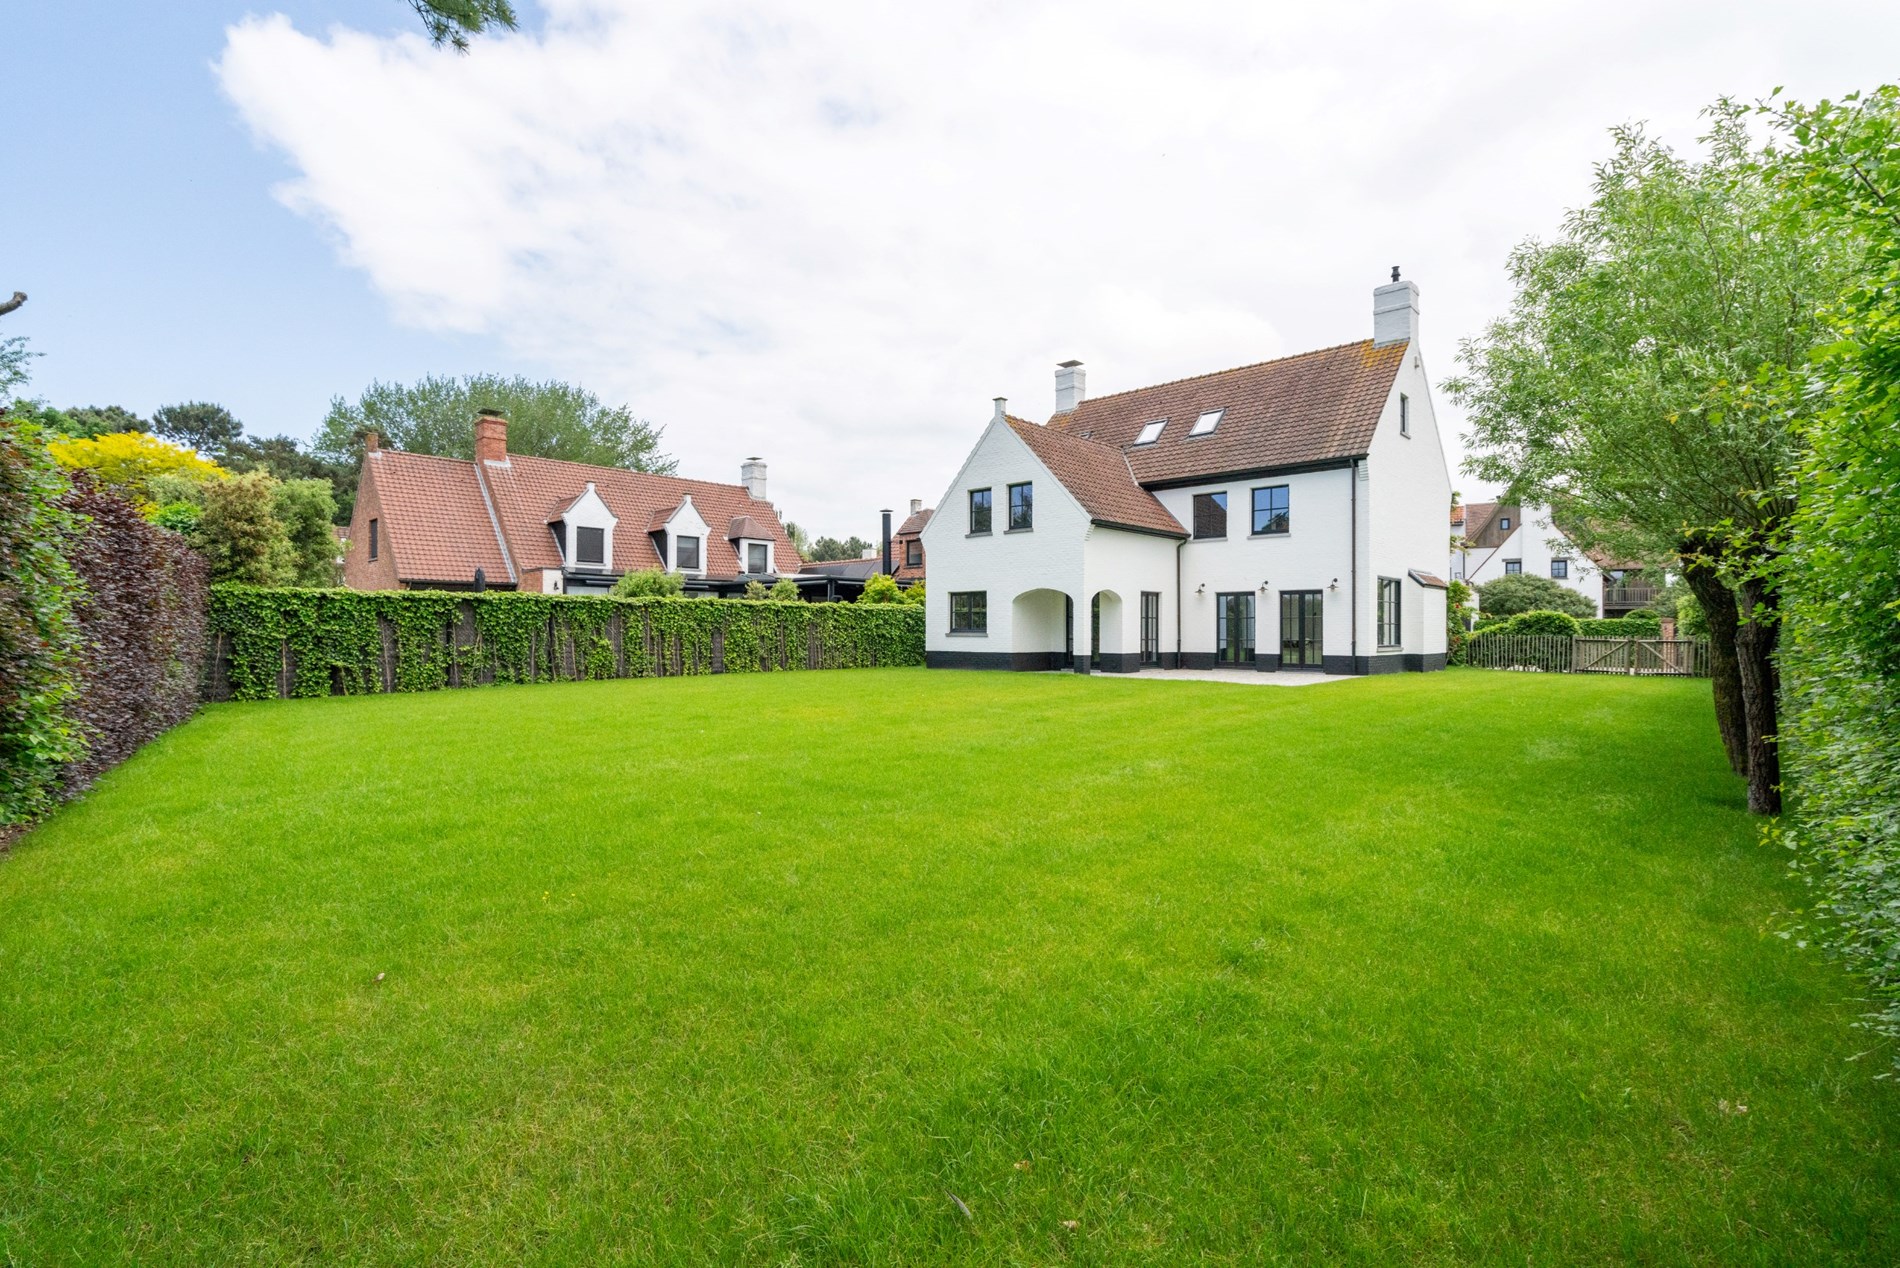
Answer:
xmin=363 ymin=430 xmax=379 ymax=452
xmin=474 ymin=409 xmax=508 ymax=464
xmin=740 ymin=457 xmax=767 ymax=500
xmin=1054 ymin=360 xmax=1086 ymax=412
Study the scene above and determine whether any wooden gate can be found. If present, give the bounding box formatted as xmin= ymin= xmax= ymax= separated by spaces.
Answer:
xmin=1573 ymin=637 xmax=1708 ymax=677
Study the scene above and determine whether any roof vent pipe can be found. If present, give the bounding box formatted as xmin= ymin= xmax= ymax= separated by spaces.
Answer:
xmin=881 ymin=508 xmax=893 ymax=576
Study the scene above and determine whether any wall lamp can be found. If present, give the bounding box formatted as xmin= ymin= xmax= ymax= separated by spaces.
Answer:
xmin=1328 ymin=577 xmax=1339 ymax=591
xmin=1195 ymin=583 xmax=1206 ymax=595
xmin=1258 ymin=580 xmax=1270 ymax=591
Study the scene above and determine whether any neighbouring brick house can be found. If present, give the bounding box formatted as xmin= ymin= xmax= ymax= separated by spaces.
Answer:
xmin=892 ymin=499 xmax=931 ymax=583
xmin=342 ymin=411 xmax=803 ymax=595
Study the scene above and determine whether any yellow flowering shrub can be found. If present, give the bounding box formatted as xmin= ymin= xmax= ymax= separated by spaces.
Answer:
xmin=48 ymin=432 xmax=225 ymax=506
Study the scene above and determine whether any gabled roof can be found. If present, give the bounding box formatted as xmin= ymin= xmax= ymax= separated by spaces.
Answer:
xmin=480 ymin=455 xmax=801 ymax=578
xmin=1461 ymin=501 xmax=1513 ymax=548
xmin=1048 ymin=338 xmax=1408 ymax=485
xmin=1004 ymin=416 xmax=1185 ymax=538
xmin=363 ymin=450 xmax=512 ymax=584
xmin=894 ymin=506 xmax=933 ymax=537
xmin=727 ymin=514 xmax=775 ymax=540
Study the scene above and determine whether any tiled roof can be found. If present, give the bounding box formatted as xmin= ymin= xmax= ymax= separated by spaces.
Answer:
xmin=1048 ymin=339 xmax=1407 ymax=485
xmin=1461 ymin=502 xmax=1514 ymax=549
xmin=481 ymin=455 xmax=803 ymax=578
xmin=894 ymin=506 xmax=933 ymax=537
xmin=1004 ymin=416 xmax=1186 ymax=538
xmin=1409 ymin=569 xmax=1449 ymax=589
xmin=727 ymin=514 xmax=775 ymax=540
xmin=363 ymin=450 xmax=512 ymax=585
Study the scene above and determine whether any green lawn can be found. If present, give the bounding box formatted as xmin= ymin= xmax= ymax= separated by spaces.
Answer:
xmin=1 ymin=669 xmax=1894 ymax=1265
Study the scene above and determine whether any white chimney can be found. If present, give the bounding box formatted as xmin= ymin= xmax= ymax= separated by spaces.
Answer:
xmin=1054 ymin=360 xmax=1086 ymax=412
xmin=992 ymin=397 xmax=1007 ymax=423
xmin=1373 ymin=267 xmax=1420 ymax=347
xmin=740 ymin=457 xmax=767 ymax=500
xmin=909 ymin=498 xmax=922 ymax=516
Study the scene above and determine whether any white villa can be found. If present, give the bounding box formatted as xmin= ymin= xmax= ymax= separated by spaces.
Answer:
xmin=921 ymin=274 xmax=1454 ymax=675
xmin=1451 ymin=501 xmax=1602 ymax=614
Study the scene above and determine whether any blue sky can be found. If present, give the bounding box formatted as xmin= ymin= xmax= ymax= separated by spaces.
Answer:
xmin=5 ymin=1 xmax=533 ymax=438
xmin=10 ymin=2 xmax=1900 ymax=538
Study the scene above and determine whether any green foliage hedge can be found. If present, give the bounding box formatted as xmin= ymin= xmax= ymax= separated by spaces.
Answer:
xmin=206 ymin=588 xmax=925 ymax=701
xmin=1576 ymin=616 xmax=1664 ymax=637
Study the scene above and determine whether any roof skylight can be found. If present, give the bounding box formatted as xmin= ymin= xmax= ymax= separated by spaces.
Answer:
xmin=1134 ymin=419 xmax=1166 ymax=446
xmin=1189 ymin=409 xmax=1224 ymax=437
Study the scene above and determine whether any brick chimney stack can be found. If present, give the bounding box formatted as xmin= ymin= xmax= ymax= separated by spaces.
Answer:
xmin=474 ymin=410 xmax=508 ymax=464
xmin=363 ymin=431 xmax=379 ymax=452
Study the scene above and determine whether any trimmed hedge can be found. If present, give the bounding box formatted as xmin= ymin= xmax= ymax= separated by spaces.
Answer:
xmin=205 ymin=588 xmax=925 ymax=701
xmin=1576 ymin=616 xmax=1664 ymax=637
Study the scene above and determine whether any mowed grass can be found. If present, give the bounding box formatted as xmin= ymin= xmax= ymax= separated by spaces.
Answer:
xmin=1 ymin=669 xmax=1894 ymax=1265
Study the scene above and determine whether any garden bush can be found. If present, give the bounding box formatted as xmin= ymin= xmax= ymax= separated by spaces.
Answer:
xmin=611 ymin=568 xmax=684 ymax=598
xmin=1576 ymin=615 xmax=1664 ymax=637
xmin=206 ymin=588 xmax=925 ymax=701
xmin=1473 ymin=573 xmax=1598 ymax=619
xmin=1501 ymin=609 xmax=1581 ymax=637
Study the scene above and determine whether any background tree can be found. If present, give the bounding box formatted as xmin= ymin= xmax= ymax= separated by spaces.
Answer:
xmin=411 ymin=0 xmax=516 ymax=51
xmin=271 ymin=479 xmax=340 ymax=587
xmin=198 ymin=472 xmax=294 ymax=586
xmin=227 ymin=434 xmax=355 ymax=524
xmin=151 ymin=401 xmax=244 ymax=460
xmin=806 ymin=534 xmax=873 ymax=562
xmin=1471 ymin=574 xmax=1597 ymax=620
xmin=782 ymin=521 xmax=812 ymax=556
xmin=314 ymin=374 xmax=674 ymax=517
xmin=60 ymin=405 xmax=148 ymax=439
xmin=1447 ymin=102 xmax=1852 ymax=813
xmin=48 ymin=432 xmax=225 ymax=508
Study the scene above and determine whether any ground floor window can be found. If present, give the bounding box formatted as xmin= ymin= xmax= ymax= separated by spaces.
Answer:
xmin=1141 ymin=592 xmax=1161 ymax=664
xmin=949 ymin=591 xmax=987 ymax=633
xmin=1377 ymin=577 xmax=1401 ymax=648
xmin=1215 ymin=592 xmax=1254 ymax=664
xmin=1280 ymin=590 xmax=1323 ymax=667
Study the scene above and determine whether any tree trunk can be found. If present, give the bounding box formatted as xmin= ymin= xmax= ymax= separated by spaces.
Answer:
xmin=1678 ymin=538 xmax=1747 ymax=775
xmin=1735 ymin=574 xmax=1782 ymax=815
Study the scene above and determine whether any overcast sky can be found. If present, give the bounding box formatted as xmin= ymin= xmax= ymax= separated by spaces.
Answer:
xmin=10 ymin=2 xmax=1900 ymax=539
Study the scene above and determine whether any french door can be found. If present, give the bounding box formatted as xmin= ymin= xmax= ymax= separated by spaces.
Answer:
xmin=1215 ymin=593 xmax=1255 ymax=665
xmin=1279 ymin=591 xmax=1324 ymax=667
xmin=1140 ymin=592 xmax=1161 ymax=664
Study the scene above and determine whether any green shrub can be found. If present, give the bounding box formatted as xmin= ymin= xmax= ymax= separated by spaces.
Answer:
xmin=768 ymin=577 xmax=800 ymax=602
xmin=199 ymin=471 xmax=294 ymax=585
xmin=742 ymin=579 xmax=769 ymax=601
xmin=1575 ymin=616 xmax=1665 ymax=637
xmin=857 ymin=573 xmax=902 ymax=604
xmin=899 ymin=580 xmax=925 ymax=606
xmin=611 ymin=568 xmax=684 ymax=599
xmin=1474 ymin=574 xmax=1597 ymax=619
xmin=148 ymin=501 xmax=204 ymax=537
xmin=1505 ymin=609 xmax=1581 ymax=638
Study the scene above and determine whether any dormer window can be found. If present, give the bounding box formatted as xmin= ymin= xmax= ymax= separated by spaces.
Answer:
xmin=677 ymin=536 xmax=702 ymax=571
xmin=576 ymin=526 xmax=605 ymax=566
xmin=1189 ymin=409 xmax=1223 ymax=437
xmin=1134 ymin=419 xmax=1166 ymax=446
xmin=747 ymin=542 xmax=768 ymax=573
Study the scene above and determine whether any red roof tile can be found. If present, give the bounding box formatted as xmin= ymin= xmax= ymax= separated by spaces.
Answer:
xmin=1004 ymin=416 xmax=1185 ymax=538
xmin=1049 ymin=339 xmax=1407 ymax=485
xmin=363 ymin=450 xmax=512 ymax=585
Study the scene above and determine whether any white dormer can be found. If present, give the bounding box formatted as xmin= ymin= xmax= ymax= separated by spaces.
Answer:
xmin=549 ymin=482 xmax=619 ymax=573
xmin=649 ymin=494 xmax=711 ymax=575
xmin=728 ymin=514 xmax=777 ymax=575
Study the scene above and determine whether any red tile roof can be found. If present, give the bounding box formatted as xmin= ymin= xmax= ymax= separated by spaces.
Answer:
xmin=1004 ymin=416 xmax=1185 ymax=538
xmin=1048 ymin=339 xmax=1407 ymax=485
xmin=894 ymin=506 xmax=933 ymax=537
xmin=362 ymin=450 xmax=512 ymax=585
xmin=359 ymin=448 xmax=801 ymax=587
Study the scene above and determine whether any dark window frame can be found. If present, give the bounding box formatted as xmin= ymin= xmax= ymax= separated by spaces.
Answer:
xmin=1215 ymin=591 xmax=1256 ymax=664
xmin=905 ymin=538 xmax=922 ymax=567
xmin=1500 ymin=516 xmax=1512 ymax=532
xmin=968 ymin=487 xmax=992 ymax=534
xmin=1250 ymin=484 xmax=1290 ymax=535
xmin=1503 ymin=559 xmax=1522 ymax=575
xmin=1007 ymin=482 xmax=1033 ymax=531
xmin=367 ymin=517 xmax=379 ymax=562
xmin=576 ymin=524 xmax=606 ymax=566
xmin=1550 ymin=558 xmax=1569 ymax=579
xmin=676 ymin=535 xmax=702 ymax=571
xmin=1377 ymin=576 xmax=1402 ymax=649
xmin=1192 ymin=491 xmax=1228 ymax=540
xmin=1400 ymin=392 xmax=1411 ymax=437
xmin=747 ymin=541 xmax=769 ymax=574
xmin=949 ymin=590 xmax=987 ymax=634
xmin=1140 ymin=591 xmax=1161 ymax=664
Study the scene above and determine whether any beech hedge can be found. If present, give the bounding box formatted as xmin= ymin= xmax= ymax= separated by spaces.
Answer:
xmin=205 ymin=587 xmax=926 ymax=701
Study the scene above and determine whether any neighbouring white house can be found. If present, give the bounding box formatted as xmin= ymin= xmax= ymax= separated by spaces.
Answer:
xmin=920 ymin=272 xmax=1453 ymax=675
xmin=1452 ymin=502 xmax=1602 ymax=614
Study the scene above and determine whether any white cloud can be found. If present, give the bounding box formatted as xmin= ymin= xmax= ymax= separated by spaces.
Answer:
xmin=217 ymin=0 xmax=1900 ymax=537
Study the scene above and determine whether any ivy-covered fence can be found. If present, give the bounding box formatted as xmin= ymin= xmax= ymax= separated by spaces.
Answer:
xmin=204 ymin=588 xmax=925 ymax=701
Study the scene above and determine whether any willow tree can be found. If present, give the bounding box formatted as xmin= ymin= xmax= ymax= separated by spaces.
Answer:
xmin=1446 ymin=102 xmax=1852 ymax=814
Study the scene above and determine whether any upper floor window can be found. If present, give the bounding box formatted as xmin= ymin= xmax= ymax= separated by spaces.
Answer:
xmin=1500 ymin=516 xmax=1512 ymax=532
xmin=905 ymin=539 xmax=922 ymax=567
xmin=1251 ymin=485 xmax=1289 ymax=535
xmin=1503 ymin=559 xmax=1522 ymax=575
xmin=747 ymin=541 xmax=769 ymax=573
xmin=576 ymin=525 xmax=605 ymax=566
xmin=1400 ymin=393 xmax=1411 ymax=437
xmin=1189 ymin=409 xmax=1223 ymax=437
xmin=1134 ymin=419 xmax=1166 ymax=445
xmin=969 ymin=488 xmax=992 ymax=534
xmin=368 ymin=518 xmax=379 ymax=561
xmin=1378 ymin=577 xmax=1401 ymax=647
xmin=950 ymin=591 xmax=987 ymax=633
xmin=1008 ymin=482 xmax=1033 ymax=531
xmin=1192 ymin=491 xmax=1228 ymax=539
xmin=676 ymin=535 xmax=702 ymax=571
xmin=1551 ymin=558 xmax=1569 ymax=579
